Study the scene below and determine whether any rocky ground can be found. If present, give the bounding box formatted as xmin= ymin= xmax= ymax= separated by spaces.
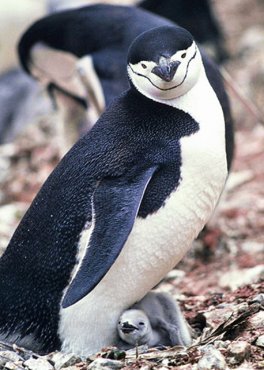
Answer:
xmin=0 ymin=0 xmax=263 ymax=369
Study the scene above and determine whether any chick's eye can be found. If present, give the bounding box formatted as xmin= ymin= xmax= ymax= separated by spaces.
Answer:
xmin=141 ymin=63 xmax=147 ymax=69
xmin=139 ymin=322 xmax=145 ymax=326
xmin=181 ymin=53 xmax=187 ymax=58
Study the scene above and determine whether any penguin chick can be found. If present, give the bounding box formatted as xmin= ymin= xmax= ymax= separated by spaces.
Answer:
xmin=117 ymin=292 xmax=192 ymax=348
xmin=118 ymin=309 xmax=153 ymax=347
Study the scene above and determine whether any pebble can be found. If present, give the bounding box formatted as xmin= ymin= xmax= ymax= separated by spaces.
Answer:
xmin=4 ymin=361 xmax=22 ymax=370
xmin=197 ymin=345 xmax=227 ymax=370
xmin=248 ymin=311 xmax=264 ymax=330
xmin=164 ymin=269 xmax=186 ymax=281
xmin=49 ymin=352 xmax=82 ymax=369
xmin=219 ymin=265 xmax=264 ymax=290
xmin=255 ymin=335 xmax=264 ymax=348
xmin=0 ymin=350 xmax=21 ymax=366
xmin=87 ymin=358 xmax=124 ymax=370
xmin=239 ymin=26 xmax=264 ymax=53
xmin=204 ymin=305 xmax=233 ymax=328
xmin=24 ymin=357 xmax=54 ymax=370
xmin=227 ymin=341 xmax=251 ymax=365
xmin=241 ymin=241 xmax=264 ymax=255
xmin=214 ymin=340 xmax=230 ymax=349
xmin=251 ymin=293 xmax=264 ymax=305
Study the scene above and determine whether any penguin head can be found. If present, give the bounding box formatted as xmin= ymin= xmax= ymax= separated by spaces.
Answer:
xmin=127 ymin=26 xmax=202 ymax=100
xmin=117 ymin=309 xmax=152 ymax=346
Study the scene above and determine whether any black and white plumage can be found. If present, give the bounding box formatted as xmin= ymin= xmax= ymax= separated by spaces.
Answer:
xmin=117 ymin=291 xmax=192 ymax=348
xmin=0 ymin=25 xmax=227 ymax=356
xmin=18 ymin=5 xmax=234 ymax=169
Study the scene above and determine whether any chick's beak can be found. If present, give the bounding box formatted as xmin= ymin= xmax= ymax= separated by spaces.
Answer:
xmin=121 ymin=321 xmax=138 ymax=333
xmin=152 ymin=57 xmax=180 ymax=82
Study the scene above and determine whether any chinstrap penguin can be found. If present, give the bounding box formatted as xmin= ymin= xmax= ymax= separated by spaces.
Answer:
xmin=0 ymin=25 xmax=227 ymax=356
xmin=18 ymin=5 xmax=234 ymax=169
xmin=117 ymin=291 xmax=192 ymax=348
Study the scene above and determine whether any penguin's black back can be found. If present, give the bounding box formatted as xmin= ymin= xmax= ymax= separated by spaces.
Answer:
xmin=18 ymin=5 xmax=173 ymax=74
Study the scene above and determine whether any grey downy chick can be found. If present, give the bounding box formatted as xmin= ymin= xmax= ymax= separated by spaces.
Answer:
xmin=117 ymin=291 xmax=192 ymax=348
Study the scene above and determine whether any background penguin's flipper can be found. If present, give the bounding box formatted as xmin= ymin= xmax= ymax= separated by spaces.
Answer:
xmin=29 ymin=43 xmax=87 ymax=101
xmin=62 ymin=166 xmax=157 ymax=308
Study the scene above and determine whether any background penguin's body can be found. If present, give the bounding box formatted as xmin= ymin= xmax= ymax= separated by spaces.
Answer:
xmin=18 ymin=5 xmax=173 ymax=108
xmin=138 ymin=0 xmax=228 ymax=62
xmin=0 ymin=25 xmax=227 ymax=356
xmin=0 ymin=1 xmax=229 ymax=145
xmin=18 ymin=5 xmax=234 ymax=169
xmin=117 ymin=291 xmax=193 ymax=348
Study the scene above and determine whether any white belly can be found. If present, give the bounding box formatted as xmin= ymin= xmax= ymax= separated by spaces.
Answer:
xmin=59 ymin=71 xmax=227 ymax=355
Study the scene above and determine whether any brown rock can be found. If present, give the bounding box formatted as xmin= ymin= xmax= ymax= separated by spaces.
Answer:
xmin=227 ymin=341 xmax=251 ymax=365
xmin=197 ymin=345 xmax=227 ymax=370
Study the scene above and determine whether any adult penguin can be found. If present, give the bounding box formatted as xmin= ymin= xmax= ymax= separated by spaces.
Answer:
xmin=18 ymin=5 xmax=234 ymax=169
xmin=0 ymin=25 xmax=228 ymax=355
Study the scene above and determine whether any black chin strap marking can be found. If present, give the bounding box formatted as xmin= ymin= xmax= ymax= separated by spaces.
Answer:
xmin=129 ymin=47 xmax=197 ymax=92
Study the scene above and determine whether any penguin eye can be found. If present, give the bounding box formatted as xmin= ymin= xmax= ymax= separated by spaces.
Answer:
xmin=139 ymin=322 xmax=145 ymax=326
xmin=141 ymin=63 xmax=147 ymax=69
xmin=181 ymin=53 xmax=187 ymax=59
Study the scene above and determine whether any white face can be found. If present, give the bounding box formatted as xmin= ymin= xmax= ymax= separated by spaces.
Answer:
xmin=128 ymin=42 xmax=202 ymax=100
xmin=117 ymin=309 xmax=152 ymax=346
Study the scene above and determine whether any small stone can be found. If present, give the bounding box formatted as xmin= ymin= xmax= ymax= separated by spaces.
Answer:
xmin=4 ymin=361 xmax=22 ymax=370
xmin=219 ymin=266 xmax=264 ymax=290
xmin=251 ymin=293 xmax=264 ymax=305
xmin=140 ymin=366 xmax=153 ymax=370
xmin=204 ymin=305 xmax=233 ymax=328
xmin=236 ymin=302 xmax=249 ymax=314
xmin=50 ymin=352 xmax=82 ymax=369
xmin=0 ymin=350 xmax=21 ymax=366
xmin=241 ymin=241 xmax=264 ymax=255
xmin=248 ymin=311 xmax=264 ymax=330
xmin=256 ymin=361 xmax=264 ymax=369
xmin=214 ymin=340 xmax=230 ymax=349
xmin=177 ymin=365 xmax=196 ymax=370
xmin=198 ymin=345 xmax=227 ymax=370
xmin=24 ymin=357 xmax=54 ymax=370
xmin=164 ymin=269 xmax=186 ymax=281
xmin=87 ymin=358 xmax=124 ymax=370
xmin=227 ymin=341 xmax=251 ymax=365
xmin=255 ymin=335 xmax=264 ymax=348
xmin=239 ymin=26 xmax=264 ymax=53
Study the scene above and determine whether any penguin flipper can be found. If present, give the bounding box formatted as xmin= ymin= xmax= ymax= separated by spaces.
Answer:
xmin=30 ymin=42 xmax=87 ymax=100
xmin=62 ymin=166 xmax=157 ymax=308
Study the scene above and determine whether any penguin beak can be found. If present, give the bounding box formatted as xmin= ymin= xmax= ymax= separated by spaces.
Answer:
xmin=121 ymin=321 xmax=138 ymax=333
xmin=152 ymin=57 xmax=180 ymax=82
